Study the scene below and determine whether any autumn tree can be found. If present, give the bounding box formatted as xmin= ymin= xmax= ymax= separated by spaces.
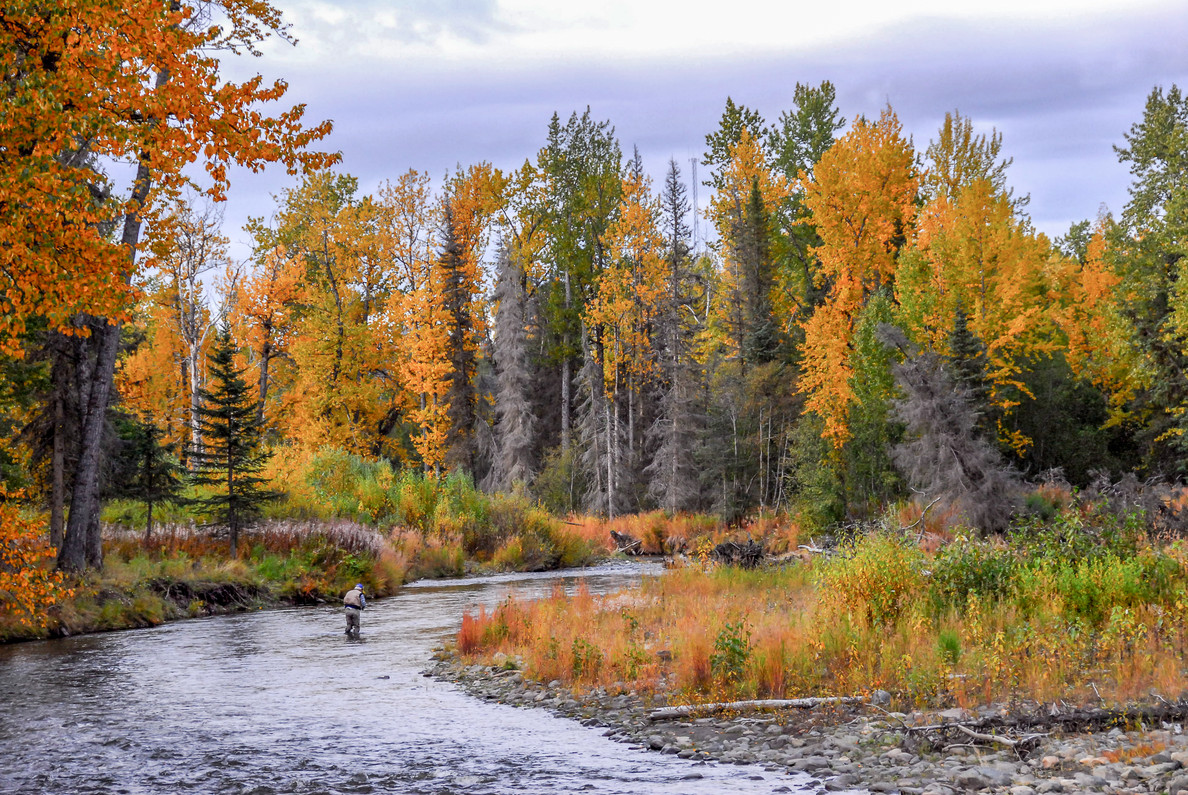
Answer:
xmin=235 ymin=245 xmax=303 ymax=428
xmin=440 ymin=165 xmax=500 ymax=474
xmin=538 ymin=110 xmax=623 ymax=453
xmin=1 ymin=1 xmax=335 ymax=571
xmin=799 ymin=107 xmax=918 ymax=448
xmin=767 ymin=81 xmax=846 ymax=326
xmin=0 ymin=488 xmax=70 ymax=630
xmin=263 ymin=171 xmax=400 ymax=456
xmin=706 ymin=128 xmax=790 ymax=367
xmin=921 ymin=110 xmax=1024 ymax=209
xmin=145 ymin=192 xmax=228 ymax=463
xmin=897 ymin=180 xmax=1055 ymax=453
xmin=703 ymin=97 xmax=766 ymax=191
xmin=376 ymin=170 xmax=451 ymax=472
xmin=582 ymin=158 xmax=667 ymax=510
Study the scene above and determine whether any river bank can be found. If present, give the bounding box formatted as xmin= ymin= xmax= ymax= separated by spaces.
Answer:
xmin=432 ymin=651 xmax=1188 ymax=794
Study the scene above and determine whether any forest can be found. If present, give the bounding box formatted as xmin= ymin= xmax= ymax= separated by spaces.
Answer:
xmin=4 ymin=2 xmax=1188 ymax=642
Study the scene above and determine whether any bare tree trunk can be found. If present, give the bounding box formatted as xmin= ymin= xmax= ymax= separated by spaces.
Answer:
xmin=256 ymin=338 xmax=272 ymax=427
xmin=50 ymin=351 xmax=66 ymax=550
xmin=59 ymin=63 xmax=165 ymax=570
xmin=84 ymin=482 xmax=102 ymax=569
xmin=188 ymin=343 xmax=202 ymax=463
xmin=59 ymin=323 xmax=117 ymax=572
xmin=561 ymin=269 xmax=572 ymax=452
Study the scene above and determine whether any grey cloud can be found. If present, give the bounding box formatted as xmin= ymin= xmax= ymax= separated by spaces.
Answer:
xmin=217 ymin=3 xmax=1187 ymax=258
xmin=382 ymin=0 xmax=507 ymax=45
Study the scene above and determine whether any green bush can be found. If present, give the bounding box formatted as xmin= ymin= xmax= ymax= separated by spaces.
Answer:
xmin=710 ymin=621 xmax=752 ymax=684
xmin=928 ymin=535 xmax=1016 ymax=611
xmin=818 ymin=532 xmax=926 ymax=626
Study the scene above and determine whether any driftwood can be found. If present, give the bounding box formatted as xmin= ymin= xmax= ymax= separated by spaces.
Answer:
xmin=711 ymin=538 xmax=764 ymax=568
xmin=648 ymin=696 xmax=865 ymax=721
xmin=897 ymin=699 xmax=1188 ymax=758
xmin=610 ymin=530 xmax=643 ymax=556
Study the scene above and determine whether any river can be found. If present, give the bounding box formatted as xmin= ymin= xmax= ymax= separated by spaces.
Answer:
xmin=0 ymin=562 xmax=818 ymax=794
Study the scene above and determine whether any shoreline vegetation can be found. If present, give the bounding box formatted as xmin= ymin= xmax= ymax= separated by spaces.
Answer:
xmin=438 ymin=484 xmax=1188 ymax=790
xmin=0 ymin=516 xmax=612 ymax=644
xmin=0 ymin=465 xmax=626 ymax=643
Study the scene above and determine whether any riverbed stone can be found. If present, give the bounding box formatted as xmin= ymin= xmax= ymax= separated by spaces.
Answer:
xmin=429 ymin=645 xmax=1188 ymax=795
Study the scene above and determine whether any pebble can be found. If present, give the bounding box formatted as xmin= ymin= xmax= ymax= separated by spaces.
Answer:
xmin=427 ymin=652 xmax=1188 ymax=794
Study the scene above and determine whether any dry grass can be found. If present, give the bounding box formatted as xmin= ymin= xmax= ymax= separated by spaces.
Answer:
xmin=455 ymin=532 xmax=1188 ymax=710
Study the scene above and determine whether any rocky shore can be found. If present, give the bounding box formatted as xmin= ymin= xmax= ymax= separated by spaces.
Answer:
xmin=429 ymin=652 xmax=1188 ymax=794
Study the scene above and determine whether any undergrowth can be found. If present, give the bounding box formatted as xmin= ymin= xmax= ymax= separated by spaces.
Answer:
xmin=455 ymin=507 xmax=1188 ymax=710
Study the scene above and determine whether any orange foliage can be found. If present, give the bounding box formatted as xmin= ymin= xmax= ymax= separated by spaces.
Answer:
xmin=235 ymin=245 xmax=304 ymax=425
xmin=376 ymin=171 xmax=451 ymax=471
xmin=1054 ymin=228 xmax=1144 ymax=423
xmin=0 ymin=489 xmax=70 ymax=629
xmin=707 ymin=129 xmax=792 ymax=358
xmin=587 ymin=170 xmax=668 ymax=390
xmin=799 ymin=107 xmax=918 ymax=445
xmin=116 ymin=292 xmax=193 ymax=448
xmin=0 ymin=0 xmax=336 ymax=356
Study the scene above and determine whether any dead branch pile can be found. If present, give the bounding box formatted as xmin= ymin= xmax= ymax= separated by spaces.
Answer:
xmin=711 ymin=538 xmax=764 ymax=568
xmin=899 ymin=699 xmax=1188 ymax=758
xmin=610 ymin=530 xmax=643 ymax=555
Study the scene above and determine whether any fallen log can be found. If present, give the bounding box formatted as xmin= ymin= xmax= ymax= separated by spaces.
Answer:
xmin=648 ymin=696 xmax=865 ymax=721
xmin=953 ymin=724 xmax=1038 ymax=748
xmin=895 ymin=698 xmax=1188 ymax=758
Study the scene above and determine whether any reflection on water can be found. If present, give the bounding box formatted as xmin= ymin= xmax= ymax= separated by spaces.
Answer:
xmin=0 ymin=562 xmax=817 ymax=794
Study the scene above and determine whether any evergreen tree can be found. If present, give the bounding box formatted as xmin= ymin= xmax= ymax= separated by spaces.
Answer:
xmin=645 ymin=159 xmax=702 ymax=512
xmin=538 ymin=109 xmax=623 ymax=454
xmin=486 ymin=243 xmax=537 ymax=492
xmin=189 ymin=322 xmax=277 ymax=557
xmin=440 ymin=202 xmax=479 ymax=474
xmin=1112 ymin=84 xmax=1188 ymax=470
xmin=112 ymin=414 xmax=183 ymax=543
xmin=738 ymin=177 xmax=780 ymax=366
xmin=703 ymin=97 xmax=766 ymax=191
xmin=768 ymin=81 xmax=846 ymax=185
xmin=948 ymin=303 xmax=993 ymax=435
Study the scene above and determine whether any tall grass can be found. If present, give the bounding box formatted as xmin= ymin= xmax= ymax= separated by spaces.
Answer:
xmin=455 ymin=513 xmax=1188 ymax=708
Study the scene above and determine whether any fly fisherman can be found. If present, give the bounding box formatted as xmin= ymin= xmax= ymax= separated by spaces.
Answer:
xmin=343 ymin=583 xmax=365 ymax=638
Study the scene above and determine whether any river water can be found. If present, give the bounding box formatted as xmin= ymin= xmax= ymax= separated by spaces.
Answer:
xmin=0 ymin=563 xmax=817 ymax=794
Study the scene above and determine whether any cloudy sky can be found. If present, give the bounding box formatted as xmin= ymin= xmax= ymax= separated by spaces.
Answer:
xmin=216 ymin=0 xmax=1188 ymax=260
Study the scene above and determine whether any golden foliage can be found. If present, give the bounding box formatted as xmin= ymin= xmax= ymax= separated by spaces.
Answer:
xmin=798 ymin=107 xmax=918 ymax=445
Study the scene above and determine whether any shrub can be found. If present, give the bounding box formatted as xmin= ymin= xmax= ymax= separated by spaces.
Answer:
xmin=710 ymin=620 xmax=751 ymax=685
xmin=928 ymin=535 xmax=1016 ymax=612
xmin=817 ymin=532 xmax=927 ymax=626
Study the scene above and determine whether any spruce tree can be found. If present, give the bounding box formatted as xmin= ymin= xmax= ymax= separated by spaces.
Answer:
xmin=113 ymin=414 xmax=183 ymax=543
xmin=486 ymin=242 xmax=536 ymax=492
xmin=189 ymin=322 xmax=277 ymax=557
xmin=645 ymin=159 xmax=702 ymax=513
xmin=440 ymin=202 xmax=478 ymax=474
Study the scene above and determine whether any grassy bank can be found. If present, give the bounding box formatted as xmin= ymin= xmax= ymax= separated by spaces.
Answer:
xmin=1 ymin=505 xmax=612 ymax=643
xmin=456 ymin=509 xmax=1188 ymax=711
